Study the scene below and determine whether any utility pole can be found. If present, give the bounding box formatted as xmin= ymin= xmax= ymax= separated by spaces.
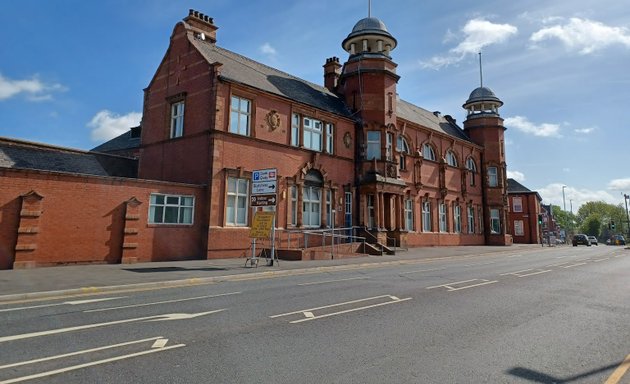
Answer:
xmin=562 ymin=185 xmax=567 ymax=211
xmin=624 ymin=194 xmax=630 ymax=237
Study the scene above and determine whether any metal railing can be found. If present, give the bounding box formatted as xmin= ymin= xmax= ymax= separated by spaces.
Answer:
xmin=279 ymin=227 xmax=367 ymax=257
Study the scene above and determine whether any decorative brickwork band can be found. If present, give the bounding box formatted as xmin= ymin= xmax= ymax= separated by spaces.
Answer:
xmin=13 ymin=190 xmax=44 ymax=269
xmin=121 ymin=197 xmax=142 ymax=264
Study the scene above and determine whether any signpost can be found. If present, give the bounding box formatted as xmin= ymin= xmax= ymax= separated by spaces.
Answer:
xmin=247 ymin=168 xmax=278 ymax=267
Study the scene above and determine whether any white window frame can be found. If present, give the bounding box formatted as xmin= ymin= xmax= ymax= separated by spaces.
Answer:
xmin=490 ymin=208 xmax=501 ymax=234
xmin=226 ymin=177 xmax=249 ymax=226
xmin=291 ymin=113 xmax=300 ymax=147
xmin=149 ymin=193 xmax=194 ymax=224
xmin=446 ymin=151 xmax=458 ymax=167
xmin=423 ymin=143 xmax=436 ymax=161
xmin=367 ymin=194 xmax=376 ymax=229
xmin=170 ymin=101 xmax=185 ymax=138
xmin=466 ymin=158 xmax=477 ymax=186
xmin=229 ymin=96 xmax=251 ymax=136
xmin=514 ymin=220 xmax=524 ymax=236
xmin=404 ymin=198 xmax=413 ymax=231
xmin=386 ymin=132 xmax=393 ymax=161
xmin=303 ymin=117 xmax=323 ymax=152
xmin=467 ymin=206 xmax=475 ymax=234
xmin=422 ymin=201 xmax=432 ymax=232
xmin=512 ymin=197 xmax=523 ymax=213
xmin=325 ymin=123 xmax=334 ymax=154
xmin=302 ymin=186 xmax=321 ymax=228
xmin=488 ymin=166 xmax=498 ymax=187
xmin=397 ymin=136 xmax=410 ymax=171
xmin=439 ymin=202 xmax=447 ymax=232
xmin=366 ymin=131 xmax=381 ymax=160
xmin=454 ymin=204 xmax=461 ymax=233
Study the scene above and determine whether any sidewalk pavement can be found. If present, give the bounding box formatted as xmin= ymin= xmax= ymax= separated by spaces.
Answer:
xmin=0 ymin=245 xmax=542 ymax=303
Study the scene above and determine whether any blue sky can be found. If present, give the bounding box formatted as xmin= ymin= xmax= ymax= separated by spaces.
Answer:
xmin=2 ymin=0 xmax=630 ymax=212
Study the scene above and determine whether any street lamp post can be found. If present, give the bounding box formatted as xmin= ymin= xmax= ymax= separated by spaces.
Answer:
xmin=624 ymin=194 xmax=630 ymax=237
xmin=570 ymin=199 xmax=573 ymax=215
xmin=562 ymin=185 xmax=567 ymax=212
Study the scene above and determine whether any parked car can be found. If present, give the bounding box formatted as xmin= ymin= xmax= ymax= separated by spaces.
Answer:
xmin=588 ymin=236 xmax=598 ymax=245
xmin=611 ymin=235 xmax=626 ymax=245
xmin=572 ymin=234 xmax=591 ymax=246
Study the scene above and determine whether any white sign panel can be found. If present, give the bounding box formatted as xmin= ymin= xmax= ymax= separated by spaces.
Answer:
xmin=252 ymin=180 xmax=277 ymax=195
xmin=252 ymin=168 xmax=277 ymax=182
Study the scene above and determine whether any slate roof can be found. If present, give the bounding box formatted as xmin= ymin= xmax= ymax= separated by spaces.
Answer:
xmin=0 ymin=138 xmax=138 ymax=178
xmin=91 ymin=127 xmax=140 ymax=154
xmin=189 ymin=34 xmax=473 ymax=144
xmin=397 ymin=99 xmax=471 ymax=141
xmin=190 ymin=38 xmax=354 ymax=119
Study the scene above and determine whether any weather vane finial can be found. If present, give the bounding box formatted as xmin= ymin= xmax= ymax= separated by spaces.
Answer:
xmin=368 ymin=0 xmax=371 ymax=18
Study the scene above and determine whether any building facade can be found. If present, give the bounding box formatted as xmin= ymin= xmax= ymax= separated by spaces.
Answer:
xmin=506 ymin=178 xmax=543 ymax=244
xmin=0 ymin=10 xmax=513 ymax=269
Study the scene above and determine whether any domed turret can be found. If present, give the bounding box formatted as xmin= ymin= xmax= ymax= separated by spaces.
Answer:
xmin=463 ymin=86 xmax=503 ymax=118
xmin=342 ymin=17 xmax=397 ymax=57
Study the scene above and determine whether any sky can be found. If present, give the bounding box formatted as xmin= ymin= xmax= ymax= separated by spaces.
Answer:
xmin=2 ymin=0 xmax=630 ymax=213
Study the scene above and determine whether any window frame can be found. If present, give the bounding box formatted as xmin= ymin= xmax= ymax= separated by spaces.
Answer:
xmin=439 ymin=202 xmax=448 ymax=232
xmin=488 ymin=166 xmax=498 ymax=187
xmin=514 ymin=220 xmax=524 ymax=236
xmin=466 ymin=157 xmax=477 ymax=186
xmin=366 ymin=131 xmax=381 ymax=160
xmin=302 ymin=185 xmax=321 ymax=228
xmin=397 ymin=136 xmax=410 ymax=171
xmin=422 ymin=201 xmax=432 ymax=232
xmin=453 ymin=204 xmax=462 ymax=233
xmin=325 ymin=123 xmax=334 ymax=154
xmin=446 ymin=151 xmax=458 ymax=167
xmin=303 ymin=117 xmax=323 ymax=152
xmin=226 ymin=177 xmax=249 ymax=227
xmin=404 ymin=198 xmax=413 ymax=231
xmin=490 ymin=208 xmax=501 ymax=234
xmin=149 ymin=193 xmax=194 ymax=225
xmin=229 ymin=95 xmax=251 ymax=136
xmin=170 ymin=101 xmax=185 ymax=138
xmin=467 ymin=206 xmax=475 ymax=234
xmin=512 ymin=197 xmax=523 ymax=213
xmin=422 ymin=143 xmax=436 ymax=161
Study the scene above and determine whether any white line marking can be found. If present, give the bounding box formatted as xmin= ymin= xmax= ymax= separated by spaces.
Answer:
xmin=562 ymin=262 xmax=587 ymax=269
xmin=592 ymin=258 xmax=610 ymax=262
xmin=0 ymin=344 xmax=185 ymax=384
xmin=290 ymin=298 xmax=411 ymax=324
xmin=0 ymin=310 xmax=225 ymax=343
xmin=298 ymin=277 xmax=369 ymax=286
xmin=500 ymin=269 xmax=532 ymax=276
xmin=84 ymin=292 xmax=240 ymax=312
xmin=500 ymin=269 xmax=551 ymax=277
xmin=303 ymin=312 xmax=315 ymax=318
xmin=151 ymin=338 xmax=168 ymax=348
xmin=427 ymin=279 xmax=498 ymax=291
xmin=0 ymin=297 xmax=125 ymax=313
xmin=0 ymin=337 xmax=163 ymax=370
xmin=270 ymin=295 xmax=404 ymax=318
xmin=399 ymin=267 xmax=446 ymax=275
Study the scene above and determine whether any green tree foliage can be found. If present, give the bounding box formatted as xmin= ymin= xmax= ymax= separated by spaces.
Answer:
xmin=575 ymin=201 xmax=626 ymax=238
xmin=550 ymin=205 xmax=577 ymax=231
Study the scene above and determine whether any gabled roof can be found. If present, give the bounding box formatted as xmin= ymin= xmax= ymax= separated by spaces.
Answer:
xmin=91 ymin=127 xmax=140 ymax=154
xmin=190 ymin=37 xmax=354 ymax=119
xmin=0 ymin=137 xmax=138 ymax=178
xmin=397 ymin=99 xmax=472 ymax=142
xmin=507 ymin=178 xmax=542 ymax=200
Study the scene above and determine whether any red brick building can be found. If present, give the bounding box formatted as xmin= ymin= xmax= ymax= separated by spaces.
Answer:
xmin=0 ymin=10 xmax=512 ymax=269
xmin=507 ymin=178 xmax=543 ymax=244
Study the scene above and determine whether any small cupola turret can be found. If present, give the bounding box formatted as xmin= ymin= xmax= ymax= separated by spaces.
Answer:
xmin=342 ymin=17 xmax=397 ymax=57
xmin=463 ymin=86 xmax=503 ymax=118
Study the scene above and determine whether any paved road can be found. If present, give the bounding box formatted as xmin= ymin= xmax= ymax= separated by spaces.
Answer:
xmin=0 ymin=245 xmax=628 ymax=383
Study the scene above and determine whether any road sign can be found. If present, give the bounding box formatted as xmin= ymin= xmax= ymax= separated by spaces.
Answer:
xmin=252 ymin=168 xmax=277 ymax=182
xmin=250 ymin=211 xmax=275 ymax=238
xmin=250 ymin=194 xmax=277 ymax=207
xmin=252 ymin=180 xmax=277 ymax=195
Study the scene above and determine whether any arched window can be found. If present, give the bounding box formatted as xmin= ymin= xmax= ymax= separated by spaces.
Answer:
xmin=446 ymin=150 xmax=458 ymax=167
xmin=422 ymin=143 xmax=436 ymax=161
xmin=303 ymin=170 xmax=323 ymax=228
xmin=397 ymin=136 xmax=410 ymax=170
xmin=466 ymin=157 xmax=477 ymax=186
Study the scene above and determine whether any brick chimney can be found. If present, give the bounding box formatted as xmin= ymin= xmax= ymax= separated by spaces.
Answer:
xmin=323 ymin=57 xmax=342 ymax=92
xmin=184 ymin=9 xmax=218 ymax=43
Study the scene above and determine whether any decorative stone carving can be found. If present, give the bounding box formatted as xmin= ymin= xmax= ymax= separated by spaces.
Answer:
xmin=265 ymin=110 xmax=281 ymax=131
xmin=343 ymin=132 xmax=352 ymax=148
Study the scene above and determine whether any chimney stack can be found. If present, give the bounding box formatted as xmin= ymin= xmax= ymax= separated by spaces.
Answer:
xmin=323 ymin=57 xmax=342 ymax=92
xmin=184 ymin=9 xmax=218 ymax=43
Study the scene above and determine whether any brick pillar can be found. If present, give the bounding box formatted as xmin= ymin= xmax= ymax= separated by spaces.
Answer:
xmin=121 ymin=197 xmax=142 ymax=264
xmin=13 ymin=190 xmax=44 ymax=269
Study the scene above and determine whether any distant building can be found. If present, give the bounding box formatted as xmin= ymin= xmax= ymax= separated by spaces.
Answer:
xmin=0 ymin=9 xmax=512 ymax=269
xmin=506 ymin=178 xmax=542 ymax=244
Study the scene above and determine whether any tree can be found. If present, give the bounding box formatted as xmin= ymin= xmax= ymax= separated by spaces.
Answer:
xmin=576 ymin=201 xmax=626 ymax=238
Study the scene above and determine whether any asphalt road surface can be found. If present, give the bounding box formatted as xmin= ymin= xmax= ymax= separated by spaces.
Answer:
xmin=1 ymin=245 xmax=628 ymax=383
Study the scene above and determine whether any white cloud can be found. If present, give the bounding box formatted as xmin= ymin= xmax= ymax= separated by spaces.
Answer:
xmin=88 ymin=110 xmax=141 ymax=142
xmin=504 ymin=116 xmax=562 ymax=138
xmin=608 ymin=178 xmax=630 ymax=191
xmin=530 ymin=17 xmax=630 ymax=54
xmin=260 ymin=43 xmax=277 ymax=56
xmin=507 ymin=170 xmax=525 ymax=182
xmin=421 ymin=18 xmax=517 ymax=69
xmin=574 ymin=127 xmax=596 ymax=134
xmin=0 ymin=73 xmax=65 ymax=101
xmin=538 ymin=183 xmax=618 ymax=211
